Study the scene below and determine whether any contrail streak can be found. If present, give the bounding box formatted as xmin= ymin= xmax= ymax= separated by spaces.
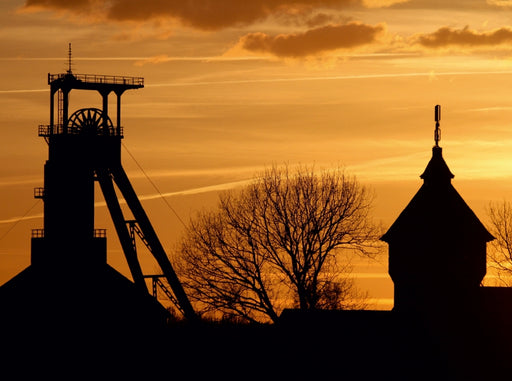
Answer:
xmin=0 ymin=212 xmax=43 ymax=224
xmin=149 ymin=70 xmax=512 ymax=88
xmin=0 ymin=179 xmax=251 ymax=225
xmin=4 ymin=70 xmax=512 ymax=93
xmin=0 ymin=89 xmax=47 ymax=94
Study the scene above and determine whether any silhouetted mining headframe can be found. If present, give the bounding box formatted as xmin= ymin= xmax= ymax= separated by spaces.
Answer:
xmin=30 ymin=44 xmax=197 ymax=321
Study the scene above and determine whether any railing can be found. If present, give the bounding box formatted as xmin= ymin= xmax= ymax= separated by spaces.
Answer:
xmin=38 ymin=124 xmax=64 ymax=137
xmin=31 ymin=229 xmax=45 ymax=238
xmin=144 ymin=274 xmax=184 ymax=315
xmin=31 ymin=229 xmax=106 ymax=238
xmin=93 ymin=229 xmax=107 ymax=238
xmin=34 ymin=187 xmax=45 ymax=199
xmin=48 ymin=73 xmax=144 ymax=87
xmin=38 ymin=124 xmax=51 ymax=136
xmin=38 ymin=124 xmax=123 ymax=137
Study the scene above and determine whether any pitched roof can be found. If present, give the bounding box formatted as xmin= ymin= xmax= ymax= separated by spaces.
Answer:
xmin=381 ymin=146 xmax=494 ymax=243
xmin=0 ymin=262 xmax=171 ymax=336
xmin=420 ymin=146 xmax=454 ymax=183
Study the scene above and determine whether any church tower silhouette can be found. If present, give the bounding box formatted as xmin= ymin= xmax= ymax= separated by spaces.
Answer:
xmin=381 ymin=106 xmax=494 ymax=314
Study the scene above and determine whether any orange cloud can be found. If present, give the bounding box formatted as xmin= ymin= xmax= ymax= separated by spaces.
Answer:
xmin=238 ymin=22 xmax=385 ymax=57
xmin=23 ymin=0 xmax=362 ymax=30
xmin=24 ymin=0 xmax=93 ymax=10
xmin=417 ymin=26 xmax=512 ymax=48
xmin=134 ymin=54 xmax=171 ymax=66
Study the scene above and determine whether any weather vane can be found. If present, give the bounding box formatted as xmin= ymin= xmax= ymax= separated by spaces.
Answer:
xmin=434 ymin=104 xmax=441 ymax=147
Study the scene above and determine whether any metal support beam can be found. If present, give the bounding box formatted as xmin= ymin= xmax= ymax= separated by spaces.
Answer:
xmin=115 ymin=90 xmax=124 ymax=136
xmin=97 ymin=169 xmax=147 ymax=293
xmin=62 ymin=89 xmax=69 ymax=132
xmin=101 ymin=91 xmax=110 ymax=133
xmin=50 ymin=88 xmax=55 ymax=130
xmin=110 ymin=166 xmax=197 ymax=321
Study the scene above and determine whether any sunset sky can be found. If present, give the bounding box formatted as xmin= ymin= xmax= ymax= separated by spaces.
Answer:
xmin=3 ymin=0 xmax=512 ymax=309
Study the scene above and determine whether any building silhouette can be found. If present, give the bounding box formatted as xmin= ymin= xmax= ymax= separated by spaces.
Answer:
xmin=282 ymin=107 xmax=512 ymax=378
xmin=0 ymin=49 xmax=197 ymax=363
xmin=381 ymin=144 xmax=494 ymax=314
xmin=378 ymin=106 xmax=512 ymax=377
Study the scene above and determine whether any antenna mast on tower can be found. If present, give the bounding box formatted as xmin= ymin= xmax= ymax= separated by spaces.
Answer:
xmin=67 ymin=43 xmax=72 ymax=74
xmin=434 ymin=104 xmax=441 ymax=147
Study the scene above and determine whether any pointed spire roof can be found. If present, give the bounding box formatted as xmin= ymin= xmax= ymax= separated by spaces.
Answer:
xmin=381 ymin=145 xmax=494 ymax=243
xmin=420 ymin=146 xmax=454 ymax=184
xmin=381 ymin=105 xmax=494 ymax=245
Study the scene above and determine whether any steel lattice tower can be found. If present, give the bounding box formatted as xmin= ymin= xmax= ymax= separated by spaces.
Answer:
xmin=31 ymin=46 xmax=196 ymax=321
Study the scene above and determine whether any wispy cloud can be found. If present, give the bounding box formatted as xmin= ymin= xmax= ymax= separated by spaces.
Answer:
xmin=352 ymin=272 xmax=391 ymax=279
xmin=134 ymin=54 xmax=269 ymax=66
xmin=367 ymin=297 xmax=393 ymax=309
xmin=149 ymin=69 xmax=512 ymax=88
xmin=136 ymin=179 xmax=252 ymax=202
xmin=0 ymin=179 xmax=252 ymax=225
xmin=124 ymin=165 xmax=262 ymax=180
xmin=0 ymin=177 xmax=41 ymax=187
xmin=0 ymin=89 xmax=46 ymax=94
xmin=0 ymin=212 xmax=43 ymax=225
xmin=0 ymin=56 xmax=269 ymax=65
xmin=463 ymin=106 xmax=512 ymax=113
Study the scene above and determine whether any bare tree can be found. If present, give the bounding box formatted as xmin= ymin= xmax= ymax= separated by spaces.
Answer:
xmin=176 ymin=164 xmax=382 ymax=323
xmin=314 ymin=260 xmax=370 ymax=311
xmin=487 ymin=200 xmax=512 ymax=286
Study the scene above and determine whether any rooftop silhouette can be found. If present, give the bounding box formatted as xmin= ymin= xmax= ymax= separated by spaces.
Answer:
xmin=284 ymin=105 xmax=512 ymax=378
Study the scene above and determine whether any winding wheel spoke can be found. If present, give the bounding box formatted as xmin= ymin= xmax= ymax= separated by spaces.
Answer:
xmin=67 ymin=108 xmax=114 ymax=135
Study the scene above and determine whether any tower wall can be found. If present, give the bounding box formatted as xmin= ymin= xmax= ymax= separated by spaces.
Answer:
xmin=32 ymin=128 xmax=122 ymax=266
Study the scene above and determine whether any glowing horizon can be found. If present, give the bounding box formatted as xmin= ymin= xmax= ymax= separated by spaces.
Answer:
xmin=4 ymin=0 xmax=512 ymax=308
